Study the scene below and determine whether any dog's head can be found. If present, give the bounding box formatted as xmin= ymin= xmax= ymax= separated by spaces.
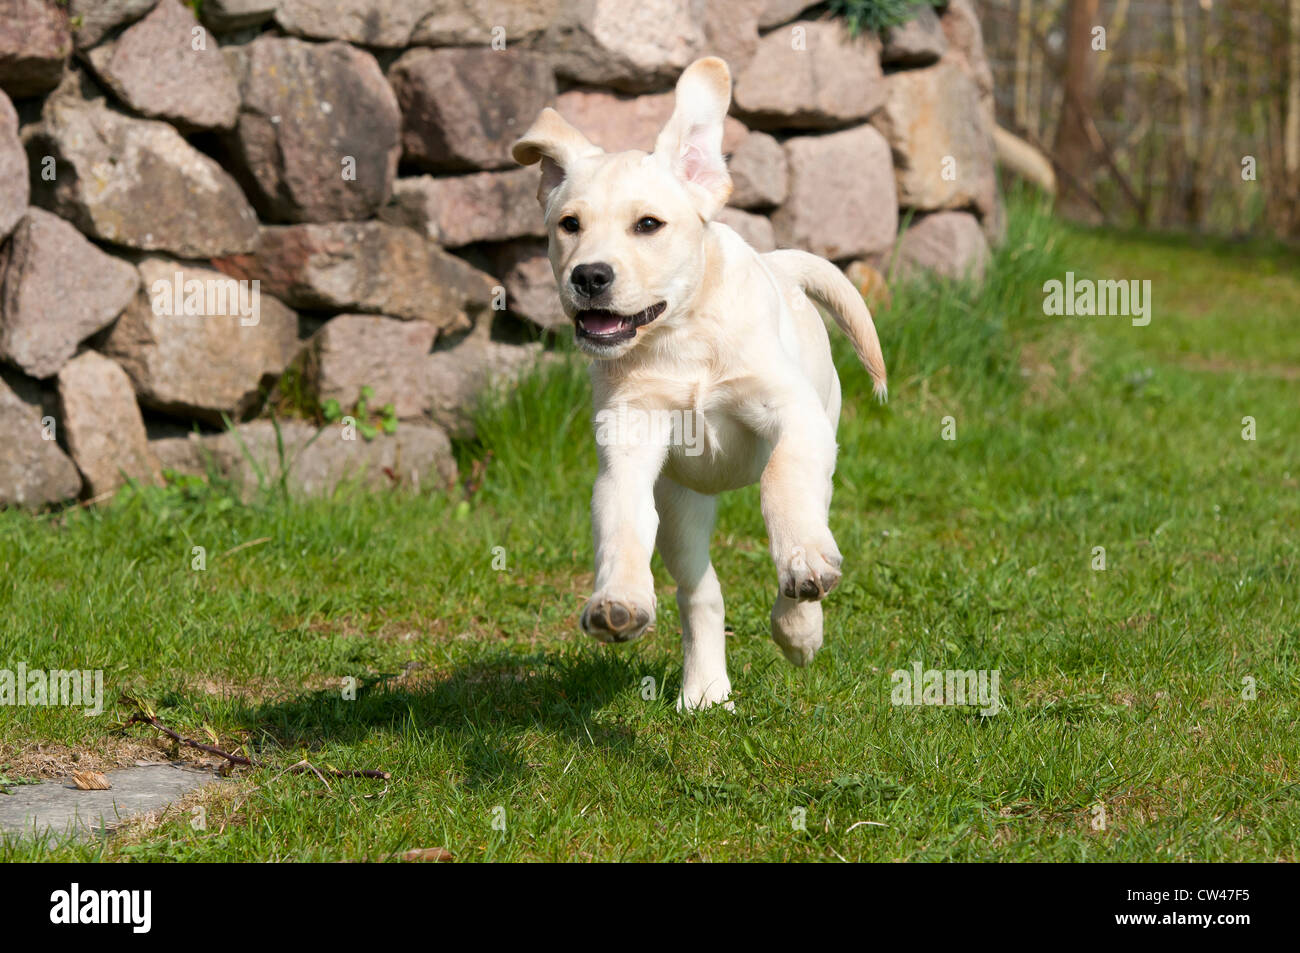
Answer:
xmin=512 ymin=58 xmax=733 ymax=359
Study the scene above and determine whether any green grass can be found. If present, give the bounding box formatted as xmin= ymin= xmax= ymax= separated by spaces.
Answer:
xmin=1 ymin=195 xmax=1297 ymax=861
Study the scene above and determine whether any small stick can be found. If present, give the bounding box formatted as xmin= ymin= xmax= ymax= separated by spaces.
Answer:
xmin=123 ymin=711 xmax=391 ymax=781
xmin=287 ymin=759 xmax=332 ymax=792
xmin=125 ymin=712 xmax=254 ymax=766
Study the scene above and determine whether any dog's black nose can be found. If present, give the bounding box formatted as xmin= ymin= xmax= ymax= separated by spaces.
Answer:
xmin=570 ymin=262 xmax=614 ymax=298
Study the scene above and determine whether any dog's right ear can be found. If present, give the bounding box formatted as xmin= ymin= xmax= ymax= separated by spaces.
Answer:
xmin=512 ymin=108 xmax=601 ymax=207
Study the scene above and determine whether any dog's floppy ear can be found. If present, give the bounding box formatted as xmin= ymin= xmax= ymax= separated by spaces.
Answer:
xmin=512 ymin=108 xmax=601 ymax=207
xmin=653 ymin=57 xmax=734 ymax=221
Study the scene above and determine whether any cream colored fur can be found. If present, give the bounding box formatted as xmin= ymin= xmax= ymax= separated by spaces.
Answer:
xmin=513 ymin=57 xmax=886 ymax=710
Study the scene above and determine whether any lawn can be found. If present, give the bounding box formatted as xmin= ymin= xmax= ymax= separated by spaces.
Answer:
xmin=2 ymin=194 xmax=1296 ymax=862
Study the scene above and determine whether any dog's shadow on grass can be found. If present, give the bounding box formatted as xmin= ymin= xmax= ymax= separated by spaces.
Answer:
xmin=230 ymin=650 xmax=674 ymax=791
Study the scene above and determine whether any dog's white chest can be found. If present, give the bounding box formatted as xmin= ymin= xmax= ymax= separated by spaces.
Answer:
xmin=661 ymin=384 xmax=771 ymax=494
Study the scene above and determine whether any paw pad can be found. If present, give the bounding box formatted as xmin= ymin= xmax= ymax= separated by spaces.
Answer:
xmin=581 ymin=595 xmax=653 ymax=642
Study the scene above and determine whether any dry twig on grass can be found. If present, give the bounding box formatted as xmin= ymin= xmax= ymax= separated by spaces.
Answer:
xmin=120 ymin=694 xmax=391 ymax=781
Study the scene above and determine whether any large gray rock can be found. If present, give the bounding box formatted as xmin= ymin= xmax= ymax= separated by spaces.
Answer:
xmin=758 ymin=0 xmax=818 ymax=30
xmin=86 ymin=0 xmax=239 ymax=131
xmin=419 ymin=0 xmax=558 ymax=45
xmin=727 ymin=130 xmax=787 ymax=209
xmin=424 ymin=322 xmax=544 ymax=438
xmin=547 ymin=0 xmax=706 ymax=92
xmin=275 ymin=0 xmax=558 ymax=46
xmin=0 ymin=209 xmax=139 ymax=379
xmin=942 ymin=0 xmax=1000 ymax=241
xmin=204 ymin=419 xmax=458 ymax=499
xmin=387 ymin=48 xmax=555 ymax=173
xmin=881 ymin=5 xmax=947 ymax=67
xmin=733 ymin=20 xmax=885 ymax=130
xmin=553 ymin=87 xmax=748 ymax=155
xmin=0 ymin=372 xmax=81 ymax=508
xmin=69 ymin=0 xmax=159 ymax=49
xmin=870 ymin=60 xmax=997 ymax=217
xmin=212 ymin=222 xmax=497 ymax=335
xmin=701 ymin=0 xmax=763 ymax=75
xmin=290 ymin=314 xmax=437 ymax=421
xmin=26 ymin=83 xmax=259 ymax=257
xmin=272 ymin=0 xmax=408 ymax=46
xmin=100 ymin=257 xmax=299 ymax=423
xmin=714 ymin=207 xmax=776 ymax=252
xmin=380 ymin=171 xmax=546 ymax=248
xmin=895 ymin=210 xmax=991 ymax=282
xmin=941 ymin=0 xmax=995 ymax=105
xmin=772 ymin=125 xmax=897 ymax=262
xmin=489 ymin=241 xmax=566 ymax=332
xmin=0 ymin=0 xmax=70 ymax=99
xmin=0 ymin=90 xmax=27 ymax=242
xmin=274 ymin=0 xmax=426 ymax=46
xmin=149 ymin=427 xmax=211 ymax=477
xmin=56 ymin=350 xmax=161 ymax=496
xmin=227 ymin=36 xmax=400 ymax=223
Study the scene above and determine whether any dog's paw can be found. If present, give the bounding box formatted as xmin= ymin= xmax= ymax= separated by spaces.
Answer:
xmin=771 ymin=595 xmax=825 ymax=667
xmin=777 ymin=538 xmax=842 ymax=601
xmin=778 ymin=642 xmax=818 ymax=667
xmin=581 ymin=592 xmax=654 ymax=643
xmin=676 ymin=678 xmax=734 ymax=712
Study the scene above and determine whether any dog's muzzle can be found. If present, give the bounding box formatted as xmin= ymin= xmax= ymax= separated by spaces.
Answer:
xmin=574 ymin=302 xmax=667 ymax=344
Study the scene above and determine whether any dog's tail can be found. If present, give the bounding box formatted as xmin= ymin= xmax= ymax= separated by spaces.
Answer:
xmin=765 ymin=249 xmax=888 ymax=401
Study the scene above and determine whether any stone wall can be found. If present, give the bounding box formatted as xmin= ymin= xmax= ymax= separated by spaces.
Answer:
xmin=0 ymin=0 xmax=1001 ymax=507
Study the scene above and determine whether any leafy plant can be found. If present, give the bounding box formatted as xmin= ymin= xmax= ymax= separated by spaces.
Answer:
xmin=827 ymin=0 xmax=944 ymax=35
xmin=0 ymin=775 xmax=41 ymax=795
xmin=269 ymin=361 xmax=319 ymax=421
xmin=322 ymin=385 xmax=398 ymax=441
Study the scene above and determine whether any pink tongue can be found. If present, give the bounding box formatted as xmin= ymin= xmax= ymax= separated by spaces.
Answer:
xmin=582 ymin=314 xmax=625 ymax=334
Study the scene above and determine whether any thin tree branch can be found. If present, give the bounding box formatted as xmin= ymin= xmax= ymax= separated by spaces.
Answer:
xmin=123 ymin=708 xmax=391 ymax=781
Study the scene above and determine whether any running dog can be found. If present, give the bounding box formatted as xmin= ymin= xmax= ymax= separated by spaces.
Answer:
xmin=512 ymin=57 xmax=887 ymax=710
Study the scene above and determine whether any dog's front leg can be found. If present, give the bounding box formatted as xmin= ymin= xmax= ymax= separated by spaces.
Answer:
xmin=754 ymin=389 xmax=843 ymax=604
xmin=580 ymin=438 xmax=667 ymax=643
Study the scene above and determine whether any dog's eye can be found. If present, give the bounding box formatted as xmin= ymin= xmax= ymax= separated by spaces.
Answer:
xmin=559 ymin=215 xmax=580 ymax=234
xmin=634 ymin=216 xmax=665 ymax=235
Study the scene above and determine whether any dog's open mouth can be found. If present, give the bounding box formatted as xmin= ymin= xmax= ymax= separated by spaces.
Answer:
xmin=575 ymin=302 xmax=667 ymax=343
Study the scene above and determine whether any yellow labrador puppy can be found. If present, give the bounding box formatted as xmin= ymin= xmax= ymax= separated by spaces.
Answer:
xmin=513 ymin=57 xmax=887 ymax=710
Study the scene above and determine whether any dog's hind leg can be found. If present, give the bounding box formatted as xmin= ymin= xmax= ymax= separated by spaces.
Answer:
xmin=654 ymin=478 xmax=731 ymax=711
xmin=771 ymin=592 xmax=823 ymax=667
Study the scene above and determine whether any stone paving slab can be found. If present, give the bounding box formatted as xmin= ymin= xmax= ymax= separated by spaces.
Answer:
xmin=0 ymin=763 xmax=220 ymax=840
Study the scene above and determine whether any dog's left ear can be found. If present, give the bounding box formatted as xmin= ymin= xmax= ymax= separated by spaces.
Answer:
xmin=653 ymin=57 xmax=734 ymax=221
